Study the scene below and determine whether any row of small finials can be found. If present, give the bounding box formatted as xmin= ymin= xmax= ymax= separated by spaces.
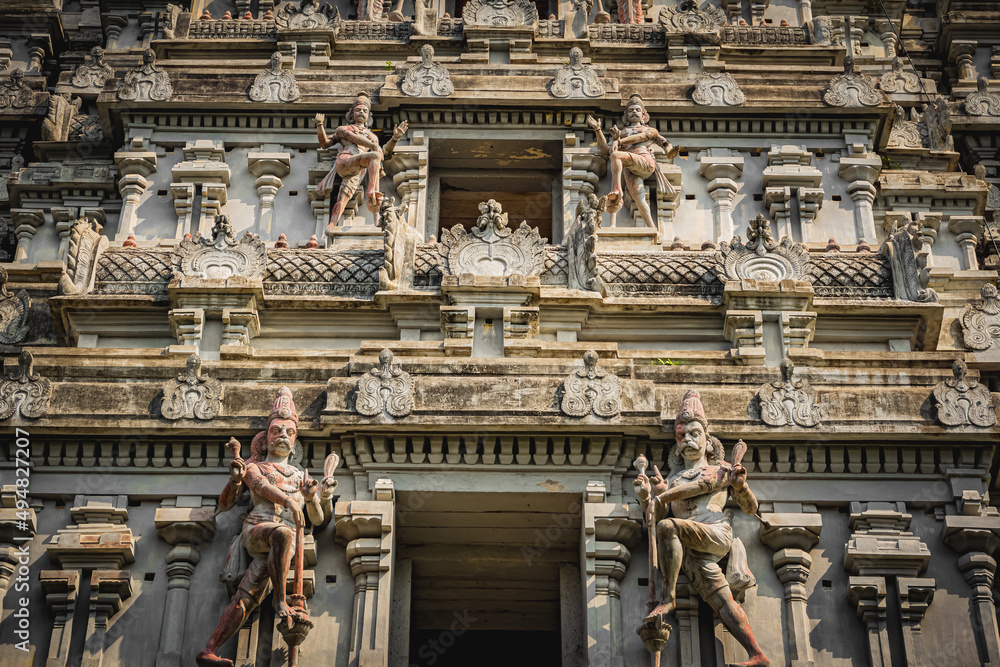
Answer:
xmin=121 ymin=232 xmax=320 ymax=249
xmin=198 ymin=10 xmax=275 ymax=21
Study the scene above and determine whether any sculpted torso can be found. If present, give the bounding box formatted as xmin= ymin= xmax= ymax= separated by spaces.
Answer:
xmin=245 ymin=460 xmax=308 ymax=527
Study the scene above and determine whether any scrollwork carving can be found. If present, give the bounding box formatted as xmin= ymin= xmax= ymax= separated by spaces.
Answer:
xmin=160 ymin=354 xmax=224 ymax=421
xmin=658 ymin=0 xmax=726 ymax=32
xmin=932 ymin=359 xmax=996 ymax=427
xmin=880 ymin=222 xmax=937 ymax=303
xmin=0 ymin=351 xmax=51 ymax=420
xmin=440 ymin=199 xmax=546 ymax=277
xmin=70 ymin=46 xmax=114 ymax=89
xmin=118 ymin=48 xmax=172 ymax=102
xmin=716 ymin=214 xmax=809 ymax=282
xmin=566 ymin=193 xmax=605 ymax=293
xmin=355 ymin=348 xmax=414 ymax=418
xmin=401 ymin=45 xmax=454 ymax=97
xmin=249 ymin=53 xmax=300 ymax=103
xmin=0 ymin=69 xmax=33 ymax=109
xmin=0 ymin=266 xmax=29 ymax=345
xmin=960 ymin=284 xmax=1000 ymax=351
xmin=691 ymin=72 xmax=745 ymax=107
xmin=755 ymin=358 xmax=821 ymax=427
xmin=823 ymin=57 xmax=882 ymax=108
xmin=549 ymin=47 xmax=605 ymax=99
xmin=175 ymin=214 xmax=267 ymax=280
xmin=879 ymin=57 xmax=921 ymax=94
xmin=59 ymin=217 xmax=109 ymax=295
xmin=275 ymin=0 xmax=340 ymax=28
xmin=561 ymin=350 xmax=621 ymax=418
xmin=965 ymin=76 xmax=1000 ymax=117
xmin=462 ymin=0 xmax=538 ymax=27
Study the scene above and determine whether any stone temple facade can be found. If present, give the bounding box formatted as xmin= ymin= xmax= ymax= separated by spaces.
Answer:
xmin=1 ymin=0 xmax=1000 ymax=666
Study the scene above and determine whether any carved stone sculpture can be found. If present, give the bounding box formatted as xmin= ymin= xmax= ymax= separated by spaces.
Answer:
xmin=755 ymin=358 xmax=821 ymax=427
xmin=59 ymin=217 xmax=109 ymax=295
xmin=691 ymin=72 xmax=745 ymax=107
xmin=70 ymin=46 xmax=114 ymax=89
xmin=932 ymin=359 xmax=996 ymax=427
xmin=0 ymin=69 xmax=33 ymax=109
xmin=587 ymin=95 xmax=677 ymax=229
xmin=561 ymin=350 xmax=621 ymax=418
xmin=659 ymin=0 xmax=726 ymax=32
xmin=964 ymin=76 xmax=1000 ymax=117
xmin=880 ymin=222 xmax=937 ymax=303
xmin=879 ymin=57 xmax=921 ymax=94
xmin=924 ymin=99 xmax=954 ymax=152
xmin=358 ymin=0 xmax=384 ymax=21
xmin=565 ymin=194 xmax=606 ymax=293
xmin=0 ymin=154 xmax=23 ymax=201
xmin=960 ymin=284 xmax=1000 ymax=351
xmin=355 ymin=348 xmax=414 ymax=418
xmin=616 ymin=0 xmax=643 ymax=25
xmin=249 ymin=53 xmax=300 ymax=103
xmin=716 ymin=214 xmax=809 ymax=282
xmin=118 ymin=48 xmax=172 ymax=102
xmin=462 ymin=0 xmax=538 ymax=27
xmin=439 ymin=199 xmax=546 ymax=277
xmin=160 ymin=354 xmax=224 ymax=421
xmin=633 ymin=391 xmax=767 ymax=665
xmin=315 ymin=92 xmax=408 ymax=232
xmin=823 ymin=58 xmax=882 ymax=108
xmin=0 ymin=351 xmax=52 ymax=420
xmin=378 ymin=197 xmax=419 ymax=291
xmin=401 ymin=45 xmax=454 ymax=97
xmin=197 ymin=388 xmax=339 ymax=667
xmin=550 ymin=47 xmax=605 ymax=99
xmin=275 ymin=0 xmax=340 ymax=28
xmin=0 ymin=265 xmax=30 ymax=345
xmin=175 ymin=214 xmax=267 ymax=281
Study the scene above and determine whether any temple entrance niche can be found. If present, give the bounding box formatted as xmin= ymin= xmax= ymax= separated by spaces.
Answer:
xmin=429 ymin=138 xmax=562 ymax=243
xmin=396 ymin=490 xmax=578 ymax=666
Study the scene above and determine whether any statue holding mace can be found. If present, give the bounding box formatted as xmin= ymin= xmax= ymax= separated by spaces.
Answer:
xmin=633 ymin=389 xmax=769 ymax=667
xmin=196 ymin=387 xmax=339 ymax=667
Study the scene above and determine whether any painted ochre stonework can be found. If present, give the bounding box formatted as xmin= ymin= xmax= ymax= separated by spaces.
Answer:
xmin=1 ymin=1 xmax=1000 ymax=667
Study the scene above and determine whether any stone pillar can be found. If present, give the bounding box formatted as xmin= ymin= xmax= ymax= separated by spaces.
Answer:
xmin=385 ymin=132 xmax=430 ymax=238
xmin=655 ymin=152 xmax=682 ymax=244
xmin=221 ymin=308 xmax=260 ymax=347
xmin=51 ymin=207 xmax=77 ymax=259
xmin=169 ymin=183 xmax=196 ymax=240
xmin=247 ymin=146 xmax=292 ymax=239
xmin=699 ymin=151 xmax=744 ymax=242
xmin=914 ymin=212 xmax=941 ymax=271
xmin=171 ymin=140 xmax=231 ymax=237
xmin=875 ymin=21 xmax=898 ymax=58
xmin=113 ymin=141 xmax=158 ymax=243
xmin=581 ymin=481 xmax=640 ymax=667
xmin=82 ymin=570 xmax=132 ymax=667
xmin=40 ymin=570 xmax=79 ymax=667
xmin=561 ymin=133 xmax=606 ymax=241
xmin=848 ymin=577 xmax=891 ymax=667
xmin=762 ymin=145 xmax=823 ymax=241
xmin=943 ymin=515 xmax=1000 ymax=667
xmin=335 ymin=478 xmax=396 ymax=667
xmin=153 ymin=502 xmax=217 ymax=667
xmin=950 ymin=41 xmax=977 ymax=81
xmin=838 ymin=151 xmax=881 ymax=244
xmin=897 ymin=577 xmax=935 ymax=666
xmin=798 ymin=0 xmax=812 ymax=24
xmin=947 ymin=216 xmax=985 ymax=271
xmin=104 ymin=15 xmax=128 ymax=48
xmin=761 ymin=511 xmax=822 ymax=667
xmin=11 ymin=209 xmax=44 ymax=262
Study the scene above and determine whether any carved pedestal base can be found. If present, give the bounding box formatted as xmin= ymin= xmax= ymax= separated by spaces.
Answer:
xmin=327 ymin=225 xmax=384 ymax=250
xmin=595 ymin=226 xmax=659 ymax=251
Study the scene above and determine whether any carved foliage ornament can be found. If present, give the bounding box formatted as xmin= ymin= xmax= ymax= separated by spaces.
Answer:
xmin=932 ymin=359 xmax=996 ymax=428
xmin=823 ymin=58 xmax=883 ymax=108
xmin=0 ymin=69 xmax=33 ymax=109
xmin=691 ymin=72 xmax=745 ymax=107
xmin=59 ymin=217 xmax=109 ymax=295
xmin=716 ymin=214 xmax=809 ymax=282
xmin=70 ymin=46 xmax=114 ymax=89
xmin=0 ymin=266 xmax=29 ymax=345
xmin=566 ymin=194 xmax=606 ymax=293
xmin=960 ymin=284 xmax=1000 ymax=351
xmin=440 ymin=199 xmax=546 ymax=277
xmin=355 ymin=348 xmax=414 ymax=418
xmin=160 ymin=354 xmax=223 ymax=421
xmin=965 ymin=76 xmax=1000 ymax=117
xmin=880 ymin=223 xmax=937 ymax=303
xmin=249 ymin=53 xmax=300 ymax=103
xmin=118 ymin=48 xmax=172 ymax=102
xmin=0 ymin=351 xmax=51 ymax=420
xmin=275 ymin=0 xmax=340 ymax=28
xmin=550 ymin=47 xmax=605 ymax=99
xmin=462 ymin=0 xmax=538 ymax=27
xmin=755 ymin=358 xmax=821 ymax=427
xmin=175 ymin=214 xmax=267 ymax=280
xmin=659 ymin=0 xmax=726 ymax=33
xmin=878 ymin=57 xmax=921 ymax=95
xmin=561 ymin=350 xmax=621 ymax=418
xmin=401 ymin=45 xmax=454 ymax=97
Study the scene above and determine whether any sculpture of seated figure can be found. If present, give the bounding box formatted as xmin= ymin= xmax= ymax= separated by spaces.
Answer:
xmin=315 ymin=92 xmax=408 ymax=235
xmin=587 ymin=94 xmax=678 ymax=229
xmin=634 ymin=389 xmax=769 ymax=667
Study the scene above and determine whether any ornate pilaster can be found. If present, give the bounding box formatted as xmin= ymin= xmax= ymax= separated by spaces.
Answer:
xmin=848 ymin=577 xmax=891 ymax=667
xmin=761 ymin=510 xmax=822 ymax=667
xmin=40 ymin=570 xmax=79 ymax=667
xmin=948 ymin=216 xmax=986 ymax=271
xmin=561 ymin=133 xmax=606 ymax=240
xmin=153 ymin=500 xmax=216 ymax=667
xmin=897 ymin=577 xmax=935 ymax=664
xmin=82 ymin=570 xmax=132 ymax=667
xmin=699 ymin=150 xmax=744 ymax=242
xmin=247 ymin=146 xmax=292 ymax=238
xmin=762 ymin=145 xmax=823 ymax=241
xmin=335 ymin=478 xmax=396 ymax=667
xmin=944 ymin=515 xmax=1000 ymax=667
xmin=838 ymin=149 xmax=882 ymax=244
xmin=10 ymin=208 xmax=44 ymax=262
xmin=581 ymin=481 xmax=640 ymax=667
xmin=384 ymin=132 xmax=430 ymax=237
xmin=171 ymin=140 xmax=230 ymax=237
xmin=113 ymin=140 xmax=157 ymax=243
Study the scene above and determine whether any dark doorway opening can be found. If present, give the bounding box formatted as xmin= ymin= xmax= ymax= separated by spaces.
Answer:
xmin=409 ymin=629 xmax=560 ymax=667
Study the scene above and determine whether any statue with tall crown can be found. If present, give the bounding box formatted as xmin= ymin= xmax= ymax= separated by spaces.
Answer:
xmin=633 ymin=390 xmax=769 ymax=667
xmin=197 ymin=387 xmax=339 ymax=667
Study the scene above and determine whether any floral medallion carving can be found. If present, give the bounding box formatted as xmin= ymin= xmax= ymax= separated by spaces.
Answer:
xmin=0 ymin=265 xmax=30 ymax=345
xmin=275 ymin=0 xmax=340 ymax=27
xmin=755 ymin=358 xmax=821 ymax=427
xmin=823 ymin=58 xmax=882 ymax=108
xmin=659 ymin=0 xmax=726 ymax=32
xmin=965 ymin=76 xmax=1000 ymax=117
xmin=175 ymin=214 xmax=267 ymax=280
xmin=879 ymin=57 xmax=921 ymax=94
xmin=0 ymin=351 xmax=52 ymax=421
xmin=401 ymin=45 xmax=454 ymax=97
xmin=462 ymin=0 xmax=538 ymax=27
xmin=691 ymin=72 xmax=745 ymax=106
xmin=118 ymin=48 xmax=172 ymax=102
xmin=249 ymin=53 xmax=300 ymax=103
xmin=160 ymin=354 xmax=223 ymax=421
xmin=549 ymin=47 xmax=605 ymax=99
xmin=716 ymin=214 xmax=809 ymax=282
xmin=960 ymin=284 xmax=1000 ymax=351
xmin=932 ymin=359 xmax=996 ymax=427
xmin=561 ymin=350 xmax=621 ymax=418
xmin=355 ymin=348 xmax=414 ymax=418
xmin=440 ymin=199 xmax=546 ymax=277
xmin=0 ymin=69 xmax=33 ymax=109
xmin=70 ymin=46 xmax=114 ymax=89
